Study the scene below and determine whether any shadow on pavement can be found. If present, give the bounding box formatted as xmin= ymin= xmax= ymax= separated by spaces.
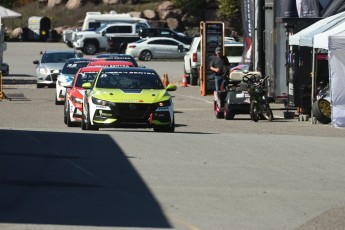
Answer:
xmin=0 ymin=130 xmax=171 ymax=228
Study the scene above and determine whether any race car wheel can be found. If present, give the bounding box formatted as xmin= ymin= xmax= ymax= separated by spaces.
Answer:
xmin=66 ymin=105 xmax=77 ymax=127
xmin=81 ymin=110 xmax=86 ymax=130
xmin=214 ymin=101 xmax=224 ymax=119
xmin=63 ymin=100 xmax=68 ymax=125
xmin=139 ymin=50 xmax=152 ymax=61
xmin=153 ymin=117 xmax=175 ymax=133
xmin=223 ymin=102 xmax=235 ymax=120
xmin=55 ymin=92 xmax=64 ymax=105
xmin=85 ymin=108 xmax=99 ymax=131
xmin=312 ymin=99 xmax=331 ymax=124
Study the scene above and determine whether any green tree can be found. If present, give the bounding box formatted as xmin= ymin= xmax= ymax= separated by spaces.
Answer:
xmin=171 ymin=0 xmax=207 ymax=15
xmin=216 ymin=0 xmax=241 ymax=32
xmin=0 ymin=0 xmax=16 ymax=8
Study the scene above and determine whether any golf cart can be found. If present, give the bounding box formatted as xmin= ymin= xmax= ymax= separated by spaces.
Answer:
xmin=214 ymin=71 xmax=261 ymax=120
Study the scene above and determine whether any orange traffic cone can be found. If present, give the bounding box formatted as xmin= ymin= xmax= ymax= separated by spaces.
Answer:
xmin=182 ymin=74 xmax=188 ymax=87
xmin=165 ymin=74 xmax=169 ymax=86
xmin=162 ymin=74 xmax=167 ymax=87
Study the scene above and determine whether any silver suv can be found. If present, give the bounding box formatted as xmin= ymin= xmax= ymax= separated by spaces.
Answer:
xmin=33 ymin=50 xmax=82 ymax=88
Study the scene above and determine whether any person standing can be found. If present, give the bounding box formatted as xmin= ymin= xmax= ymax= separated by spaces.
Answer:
xmin=210 ymin=46 xmax=230 ymax=91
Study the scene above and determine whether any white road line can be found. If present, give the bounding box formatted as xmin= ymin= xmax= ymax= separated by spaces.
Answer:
xmin=174 ymin=93 xmax=213 ymax=104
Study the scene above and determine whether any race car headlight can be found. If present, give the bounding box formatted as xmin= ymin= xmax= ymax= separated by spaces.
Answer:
xmin=91 ymin=97 xmax=112 ymax=106
xmin=157 ymin=99 xmax=171 ymax=107
xmin=72 ymin=95 xmax=83 ymax=104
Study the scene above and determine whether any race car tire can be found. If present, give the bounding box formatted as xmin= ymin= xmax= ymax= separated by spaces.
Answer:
xmin=85 ymin=108 xmax=99 ymax=131
xmin=81 ymin=111 xmax=86 ymax=130
xmin=153 ymin=117 xmax=175 ymax=133
xmin=63 ymin=101 xmax=67 ymax=125
xmin=312 ymin=99 xmax=331 ymax=124
xmin=66 ymin=105 xmax=77 ymax=127
xmin=55 ymin=97 xmax=61 ymax=105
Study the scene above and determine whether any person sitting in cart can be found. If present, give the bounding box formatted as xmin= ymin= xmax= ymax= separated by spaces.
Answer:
xmin=210 ymin=47 xmax=230 ymax=91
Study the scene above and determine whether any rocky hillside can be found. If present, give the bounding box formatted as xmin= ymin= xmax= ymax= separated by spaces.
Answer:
xmin=8 ymin=0 xmax=223 ymax=40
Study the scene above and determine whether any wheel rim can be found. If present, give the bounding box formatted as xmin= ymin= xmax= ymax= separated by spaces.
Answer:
xmin=141 ymin=51 xmax=151 ymax=61
xmin=86 ymin=44 xmax=96 ymax=55
xmin=319 ymin=100 xmax=331 ymax=118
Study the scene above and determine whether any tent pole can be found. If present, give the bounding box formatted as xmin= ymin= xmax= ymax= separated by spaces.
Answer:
xmin=311 ymin=48 xmax=316 ymax=124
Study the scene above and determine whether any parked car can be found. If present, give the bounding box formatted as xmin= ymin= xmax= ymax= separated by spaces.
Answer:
xmin=96 ymin=53 xmax=139 ymax=67
xmin=126 ymin=37 xmax=189 ymax=61
xmin=55 ymin=58 xmax=95 ymax=105
xmin=81 ymin=67 xmax=177 ymax=132
xmin=64 ymin=66 xmax=102 ymax=127
xmin=139 ymin=27 xmax=194 ymax=45
xmin=33 ymin=50 xmax=83 ymax=88
xmin=1 ymin=62 xmax=9 ymax=76
xmin=183 ymin=36 xmax=201 ymax=85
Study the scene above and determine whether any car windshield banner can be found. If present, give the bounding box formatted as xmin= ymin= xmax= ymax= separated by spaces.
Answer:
xmin=241 ymin=0 xmax=254 ymax=65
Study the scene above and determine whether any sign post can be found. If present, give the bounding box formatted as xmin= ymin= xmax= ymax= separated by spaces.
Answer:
xmin=200 ymin=21 xmax=225 ymax=96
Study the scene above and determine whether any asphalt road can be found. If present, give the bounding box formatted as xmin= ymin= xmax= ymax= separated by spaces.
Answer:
xmin=1 ymin=42 xmax=345 ymax=230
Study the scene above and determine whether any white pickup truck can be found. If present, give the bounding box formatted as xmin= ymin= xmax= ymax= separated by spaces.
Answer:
xmin=72 ymin=23 xmax=143 ymax=55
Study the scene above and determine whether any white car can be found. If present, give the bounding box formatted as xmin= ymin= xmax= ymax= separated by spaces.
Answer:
xmin=55 ymin=58 xmax=93 ymax=105
xmin=126 ymin=37 xmax=189 ymax=61
xmin=33 ymin=50 xmax=82 ymax=88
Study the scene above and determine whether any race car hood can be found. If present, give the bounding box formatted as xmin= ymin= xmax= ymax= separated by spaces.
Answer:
xmin=92 ymin=88 xmax=171 ymax=103
xmin=58 ymin=73 xmax=75 ymax=83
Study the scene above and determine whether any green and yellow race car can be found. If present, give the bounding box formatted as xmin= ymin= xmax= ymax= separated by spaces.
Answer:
xmin=81 ymin=67 xmax=177 ymax=132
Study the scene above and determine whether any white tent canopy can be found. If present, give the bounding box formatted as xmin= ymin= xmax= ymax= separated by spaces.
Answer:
xmin=0 ymin=6 xmax=21 ymax=18
xmin=328 ymin=31 xmax=345 ymax=127
xmin=313 ymin=21 xmax=345 ymax=49
xmin=289 ymin=11 xmax=345 ymax=47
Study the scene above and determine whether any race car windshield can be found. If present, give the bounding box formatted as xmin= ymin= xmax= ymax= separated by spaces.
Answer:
xmin=95 ymin=71 xmax=164 ymax=90
xmin=62 ymin=62 xmax=90 ymax=74
xmin=75 ymin=72 xmax=98 ymax=87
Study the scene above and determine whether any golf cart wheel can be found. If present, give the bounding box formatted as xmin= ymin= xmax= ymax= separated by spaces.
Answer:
xmin=214 ymin=101 xmax=224 ymax=119
xmin=223 ymin=102 xmax=235 ymax=120
xmin=312 ymin=99 xmax=331 ymax=124
xmin=250 ymin=101 xmax=259 ymax=122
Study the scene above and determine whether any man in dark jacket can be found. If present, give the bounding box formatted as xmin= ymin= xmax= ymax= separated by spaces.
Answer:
xmin=210 ymin=46 xmax=230 ymax=91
